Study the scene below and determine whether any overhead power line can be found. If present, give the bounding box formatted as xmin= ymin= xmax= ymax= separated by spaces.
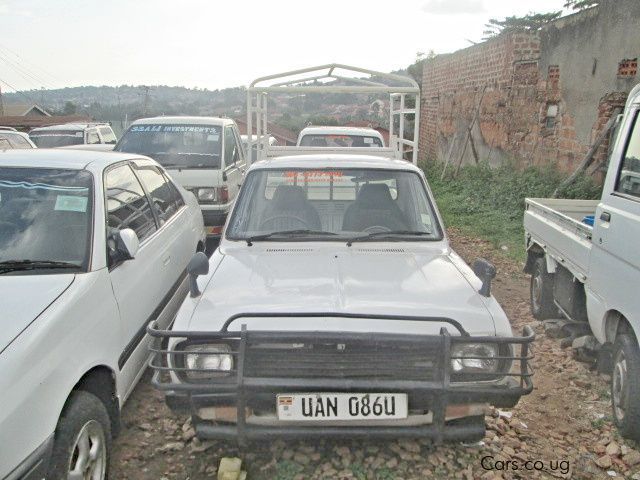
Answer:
xmin=0 ymin=51 xmax=55 ymax=90
xmin=0 ymin=42 xmax=62 ymax=86
xmin=0 ymin=76 xmax=38 ymax=105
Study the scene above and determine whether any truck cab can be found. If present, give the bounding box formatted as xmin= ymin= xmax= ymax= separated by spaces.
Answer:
xmin=29 ymin=123 xmax=117 ymax=148
xmin=524 ymin=83 xmax=640 ymax=440
xmin=115 ymin=117 xmax=246 ymax=237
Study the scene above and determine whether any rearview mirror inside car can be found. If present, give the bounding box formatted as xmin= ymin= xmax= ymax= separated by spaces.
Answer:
xmin=187 ymin=252 xmax=209 ymax=297
xmin=472 ymin=258 xmax=497 ymax=297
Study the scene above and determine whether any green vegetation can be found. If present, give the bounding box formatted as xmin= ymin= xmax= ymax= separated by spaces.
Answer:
xmin=273 ymin=460 xmax=304 ymax=480
xmin=422 ymin=161 xmax=602 ymax=262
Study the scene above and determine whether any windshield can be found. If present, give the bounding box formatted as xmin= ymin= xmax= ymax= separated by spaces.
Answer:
xmin=300 ymin=134 xmax=384 ymax=147
xmin=29 ymin=131 xmax=84 ymax=148
xmin=115 ymin=124 xmax=222 ymax=169
xmin=0 ymin=167 xmax=93 ymax=272
xmin=226 ymin=168 xmax=441 ymax=241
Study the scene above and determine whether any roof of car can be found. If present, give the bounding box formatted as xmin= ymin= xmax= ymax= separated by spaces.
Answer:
xmin=0 ymin=148 xmax=143 ymax=170
xmin=299 ymin=126 xmax=384 ymax=138
xmin=128 ymin=116 xmax=233 ymax=126
xmin=249 ymin=154 xmax=422 ymax=172
xmin=29 ymin=123 xmax=110 ymax=132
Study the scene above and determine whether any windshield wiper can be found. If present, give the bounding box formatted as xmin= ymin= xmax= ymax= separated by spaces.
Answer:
xmin=0 ymin=259 xmax=81 ymax=274
xmin=346 ymin=230 xmax=432 ymax=246
xmin=245 ymin=229 xmax=337 ymax=246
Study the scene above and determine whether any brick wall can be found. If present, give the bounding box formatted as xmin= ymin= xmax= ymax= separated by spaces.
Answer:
xmin=419 ymin=0 xmax=640 ymax=174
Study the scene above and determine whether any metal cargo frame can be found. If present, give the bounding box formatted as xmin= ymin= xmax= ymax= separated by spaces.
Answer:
xmin=247 ymin=64 xmax=420 ymax=164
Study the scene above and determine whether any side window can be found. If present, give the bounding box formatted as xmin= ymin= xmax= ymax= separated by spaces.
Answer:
xmin=3 ymin=134 xmax=32 ymax=149
xmin=135 ymin=166 xmax=179 ymax=224
xmin=105 ymin=165 xmax=157 ymax=241
xmin=99 ymin=127 xmax=117 ymax=144
xmin=232 ymin=128 xmax=244 ymax=164
xmin=163 ymin=172 xmax=185 ymax=209
xmin=616 ymin=112 xmax=640 ymax=198
xmin=224 ymin=126 xmax=237 ymax=167
xmin=87 ymin=129 xmax=100 ymax=144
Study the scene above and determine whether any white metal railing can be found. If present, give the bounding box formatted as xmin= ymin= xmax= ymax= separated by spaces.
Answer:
xmin=247 ymin=64 xmax=420 ymax=165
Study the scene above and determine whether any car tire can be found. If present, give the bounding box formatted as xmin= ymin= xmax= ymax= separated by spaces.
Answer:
xmin=47 ymin=391 xmax=112 ymax=480
xmin=530 ymin=257 xmax=556 ymax=320
xmin=611 ymin=333 xmax=640 ymax=441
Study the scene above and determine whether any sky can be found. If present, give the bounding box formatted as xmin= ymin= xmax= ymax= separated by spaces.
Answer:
xmin=0 ymin=0 xmax=571 ymax=93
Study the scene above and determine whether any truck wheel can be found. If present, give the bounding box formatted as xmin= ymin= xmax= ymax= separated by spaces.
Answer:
xmin=530 ymin=257 xmax=556 ymax=320
xmin=611 ymin=333 xmax=640 ymax=441
xmin=47 ymin=391 xmax=112 ymax=480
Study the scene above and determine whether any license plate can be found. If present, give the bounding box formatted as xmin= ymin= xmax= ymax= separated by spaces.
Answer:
xmin=276 ymin=393 xmax=408 ymax=421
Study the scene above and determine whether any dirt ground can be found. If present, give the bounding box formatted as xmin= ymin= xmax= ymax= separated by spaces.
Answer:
xmin=109 ymin=229 xmax=640 ymax=479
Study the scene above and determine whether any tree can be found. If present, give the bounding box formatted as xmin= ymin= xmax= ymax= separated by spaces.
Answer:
xmin=483 ymin=11 xmax=561 ymax=40
xmin=407 ymin=50 xmax=436 ymax=88
xmin=564 ymin=0 xmax=599 ymax=10
xmin=62 ymin=101 xmax=77 ymax=115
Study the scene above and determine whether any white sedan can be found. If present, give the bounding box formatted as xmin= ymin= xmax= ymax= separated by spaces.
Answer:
xmin=0 ymin=149 xmax=205 ymax=480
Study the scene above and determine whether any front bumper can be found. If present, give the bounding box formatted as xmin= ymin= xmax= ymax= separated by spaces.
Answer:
xmin=148 ymin=313 xmax=535 ymax=443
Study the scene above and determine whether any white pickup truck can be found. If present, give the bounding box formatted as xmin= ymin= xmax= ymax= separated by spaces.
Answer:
xmin=148 ymin=154 xmax=534 ymax=443
xmin=524 ymin=83 xmax=640 ymax=440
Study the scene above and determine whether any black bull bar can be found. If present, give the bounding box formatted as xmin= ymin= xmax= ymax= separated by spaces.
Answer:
xmin=147 ymin=313 xmax=535 ymax=443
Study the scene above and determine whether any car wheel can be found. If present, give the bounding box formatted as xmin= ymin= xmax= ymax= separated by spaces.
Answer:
xmin=611 ymin=333 xmax=640 ymax=441
xmin=47 ymin=391 xmax=111 ymax=480
xmin=530 ymin=257 xmax=556 ymax=320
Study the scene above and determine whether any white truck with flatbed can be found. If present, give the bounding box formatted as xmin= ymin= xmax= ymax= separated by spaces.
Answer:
xmin=524 ymin=83 xmax=640 ymax=440
xmin=148 ymin=154 xmax=534 ymax=443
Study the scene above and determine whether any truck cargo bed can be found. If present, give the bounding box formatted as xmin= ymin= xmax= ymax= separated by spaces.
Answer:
xmin=524 ymin=198 xmax=599 ymax=281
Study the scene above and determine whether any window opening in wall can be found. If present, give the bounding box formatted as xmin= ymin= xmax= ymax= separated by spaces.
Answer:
xmin=545 ymin=103 xmax=559 ymax=129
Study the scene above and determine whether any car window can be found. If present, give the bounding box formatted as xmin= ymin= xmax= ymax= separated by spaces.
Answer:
xmin=0 ymin=133 xmax=32 ymax=149
xmin=227 ymin=168 xmax=441 ymax=239
xmin=105 ymin=164 xmax=157 ymax=241
xmin=0 ymin=138 xmax=11 ymax=149
xmin=87 ymin=130 xmax=101 ymax=144
xmin=300 ymin=134 xmax=384 ymax=147
xmin=99 ymin=126 xmax=117 ymax=144
xmin=162 ymin=172 xmax=185 ymax=209
xmin=224 ymin=126 xmax=237 ymax=167
xmin=135 ymin=166 xmax=181 ymax=224
xmin=616 ymin=112 xmax=640 ymax=198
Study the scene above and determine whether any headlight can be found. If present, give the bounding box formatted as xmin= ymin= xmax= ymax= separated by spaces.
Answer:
xmin=196 ymin=188 xmax=217 ymax=202
xmin=183 ymin=344 xmax=233 ymax=379
xmin=451 ymin=343 xmax=499 ymax=373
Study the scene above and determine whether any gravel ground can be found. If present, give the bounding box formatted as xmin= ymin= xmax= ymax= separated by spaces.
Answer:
xmin=109 ymin=229 xmax=640 ymax=479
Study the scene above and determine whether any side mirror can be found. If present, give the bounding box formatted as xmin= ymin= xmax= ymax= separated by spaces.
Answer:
xmin=187 ymin=252 xmax=209 ymax=297
xmin=472 ymin=258 xmax=496 ymax=297
xmin=108 ymin=228 xmax=139 ymax=265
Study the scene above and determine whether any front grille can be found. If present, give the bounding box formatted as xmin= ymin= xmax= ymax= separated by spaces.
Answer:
xmin=244 ymin=340 xmax=443 ymax=381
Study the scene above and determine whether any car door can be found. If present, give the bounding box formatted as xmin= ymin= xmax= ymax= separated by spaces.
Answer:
xmin=132 ymin=160 xmax=194 ymax=296
xmin=104 ymin=162 xmax=168 ymax=392
xmin=588 ymin=107 xmax=640 ymax=339
xmin=223 ymin=125 xmax=245 ymax=208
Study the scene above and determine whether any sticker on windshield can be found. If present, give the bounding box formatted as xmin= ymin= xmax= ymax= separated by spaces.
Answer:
xmin=364 ymin=137 xmax=373 ymax=144
xmin=283 ymin=171 xmax=344 ymax=183
xmin=55 ymin=195 xmax=88 ymax=212
xmin=207 ymin=134 xmax=220 ymax=142
xmin=129 ymin=125 xmax=220 ymax=134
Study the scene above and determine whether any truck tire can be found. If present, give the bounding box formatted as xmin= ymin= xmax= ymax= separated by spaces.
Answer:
xmin=611 ymin=333 xmax=640 ymax=441
xmin=47 ymin=391 xmax=112 ymax=480
xmin=530 ymin=257 xmax=556 ymax=320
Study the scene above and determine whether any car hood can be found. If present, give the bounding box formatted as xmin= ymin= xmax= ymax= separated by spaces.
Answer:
xmin=0 ymin=274 xmax=75 ymax=354
xmin=186 ymin=246 xmax=496 ymax=336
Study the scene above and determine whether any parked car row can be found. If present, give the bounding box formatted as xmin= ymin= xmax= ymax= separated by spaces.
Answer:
xmin=1 ymin=65 xmax=534 ymax=480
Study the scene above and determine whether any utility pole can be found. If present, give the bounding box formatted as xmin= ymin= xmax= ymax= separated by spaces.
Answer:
xmin=141 ymin=85 xmax=154 ymax=116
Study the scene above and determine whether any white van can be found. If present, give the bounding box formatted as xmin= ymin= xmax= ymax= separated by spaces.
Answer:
xmin=115 ymin=117 xmax=246 ymax=237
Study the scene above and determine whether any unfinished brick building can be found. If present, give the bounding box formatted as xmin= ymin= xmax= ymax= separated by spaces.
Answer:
xmin=419 ymin=0 xmax=640 ymax=174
